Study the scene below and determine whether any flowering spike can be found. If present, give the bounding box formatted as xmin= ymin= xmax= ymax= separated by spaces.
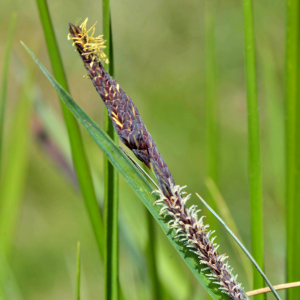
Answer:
xmin=69 ymin=18 xmax=248 ymax=300
xmin=68 ymin=19 xmax=175 ymax=198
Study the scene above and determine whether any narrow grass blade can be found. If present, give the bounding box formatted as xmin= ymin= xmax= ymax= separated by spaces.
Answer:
xmin=196 ymin=194 xmax=281 ymax=300
xmin=204 ymin=0 xmax=218 ymax=222
xmin=76 ymin=242 xmax=81 ymax=300
xmin=23 ymin=42 xmax=235 ymax=300
xmin=285 ymin=1 xmax=300 ymax=299
xmin=242 ymin=0 xmax=264 ymax=294
xmin=35 ymin=0 xmax=104 ymax=259
xmin=0 ymin=71 xmax=33 ymax=256
xmin=205 ymin=177 xmax=252 ymax=287
xmin=0 ymin=13 xmax=17 ymax=171
xmin=102 ymin=8 xmax=119 ymax=299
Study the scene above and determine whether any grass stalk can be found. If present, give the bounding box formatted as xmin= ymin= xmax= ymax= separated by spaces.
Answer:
xmin=285 ymin=0 xmax=300 ymax=298
xmin=204 ymin=2 xmax=219 ymax=262
xmin=102 ymin=6 xmax=119 ymax=300
xmin=205 ymin=0 xmax=218 ymax=207
xmin=35 ymin=0 xmax=104 ymax=259
xmin=242 ymin=0 xmax=264 ymax=296
xmin=0 ymin=13 xmax=17 ymax=172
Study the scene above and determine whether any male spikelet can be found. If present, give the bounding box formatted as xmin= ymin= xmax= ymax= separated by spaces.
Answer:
xmin=68 ymin=19 xmax=174 ymax=198
xmin=68 ymin=19 xmax=248 ymax=300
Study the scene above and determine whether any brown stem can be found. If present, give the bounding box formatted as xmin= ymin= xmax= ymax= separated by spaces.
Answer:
xmin=246 ymin=281 xmax=300 ymax=296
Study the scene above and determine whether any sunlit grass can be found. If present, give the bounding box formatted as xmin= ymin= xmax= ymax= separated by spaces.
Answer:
xmin=285 ymin=0 xmax=300 ymax=299
xmin=242 ymin=0 xmax=264 ymax=296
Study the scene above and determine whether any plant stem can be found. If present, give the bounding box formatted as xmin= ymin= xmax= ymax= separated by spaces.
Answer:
xmin=242 ymin=0 xmax=264 ymax=296
xmin=102 ymin=5 xmax=119 ymax=300
xmin=204 ymin=0 xmax=219 ymax=235
xmin=285 ymin=0 xmax=300 ymax=299
xmin=0 ymin=13 xmax=17 ymax=172
xmin=205 ymin=0 xmax=218 ymax=197
xmin=35 ymin=0 xmax=104 ymax=259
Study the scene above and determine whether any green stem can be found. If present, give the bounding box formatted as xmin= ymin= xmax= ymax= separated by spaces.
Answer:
xmin=0 ymin=13 xmax=17 ymax=172
xmin=285 ymin=0 xmax=300 ymax=299
xmin=35 ymin=0 xmax=104 ymax=259
xmin=242 ymin=0 xmax=264 ymax=296
xmin=103 ymin=7 xmax=119 ymax=300
xmin=204 ymin=0 xmax=218 ymax=233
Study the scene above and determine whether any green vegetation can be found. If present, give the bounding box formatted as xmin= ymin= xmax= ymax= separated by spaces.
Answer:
xmin=0 ymin=0 xmax=295 ymax=299
xmin=242 ymin=0 xmax=264 ymax=297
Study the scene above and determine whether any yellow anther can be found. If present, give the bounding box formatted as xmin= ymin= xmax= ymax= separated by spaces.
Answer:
xmin=68 ymin=18 xmax=109 ymax=64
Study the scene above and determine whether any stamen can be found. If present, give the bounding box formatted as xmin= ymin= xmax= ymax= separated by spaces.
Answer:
xmin=68 ymin=18 xmax=109 ymax=64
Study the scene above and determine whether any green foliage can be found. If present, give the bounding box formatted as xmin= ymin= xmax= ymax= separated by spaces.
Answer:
xmin=285 ymin=0 xmax=300 ymax=298
xmin=242 ymin=0 xmax=264 ymax=295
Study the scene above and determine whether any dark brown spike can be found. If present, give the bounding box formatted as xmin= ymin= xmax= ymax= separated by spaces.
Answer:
xmin=69 ymin=22 xmax=175 ymax=197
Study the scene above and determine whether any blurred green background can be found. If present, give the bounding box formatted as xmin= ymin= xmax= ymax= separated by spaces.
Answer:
xmin=0 ymin=0 xmax=286 ymax=299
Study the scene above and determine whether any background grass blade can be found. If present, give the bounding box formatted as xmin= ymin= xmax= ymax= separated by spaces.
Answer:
xmin=242 ymin=0 xmax=264 ymax=295
xmin=196 ymin=194 xmax=281 ymax=300
xmin=76 ymin=242 xmax=81 ymax=300
xmin=35 ymin=0 xmax=104 ymax=259
xmin=0 ymin=71 xmax=33 ymax=256
xmin=204 ymin=0 xmax=218 ymax=231
xmin=0 ymin=71 xmax=31 ymax=300
xmin=23 ymin=42 xmax=236 ymax=300
xmin=0 ymin=12 xmax=17 ymax=171
xmin=102 ymin=7 xmax=119 ymax=299
xmin=285 ymin=0 xmax=300 ymax=298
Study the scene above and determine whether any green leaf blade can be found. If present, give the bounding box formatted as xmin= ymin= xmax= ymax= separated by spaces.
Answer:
xmin=35 ymin=0 xmax=104 ymax=259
